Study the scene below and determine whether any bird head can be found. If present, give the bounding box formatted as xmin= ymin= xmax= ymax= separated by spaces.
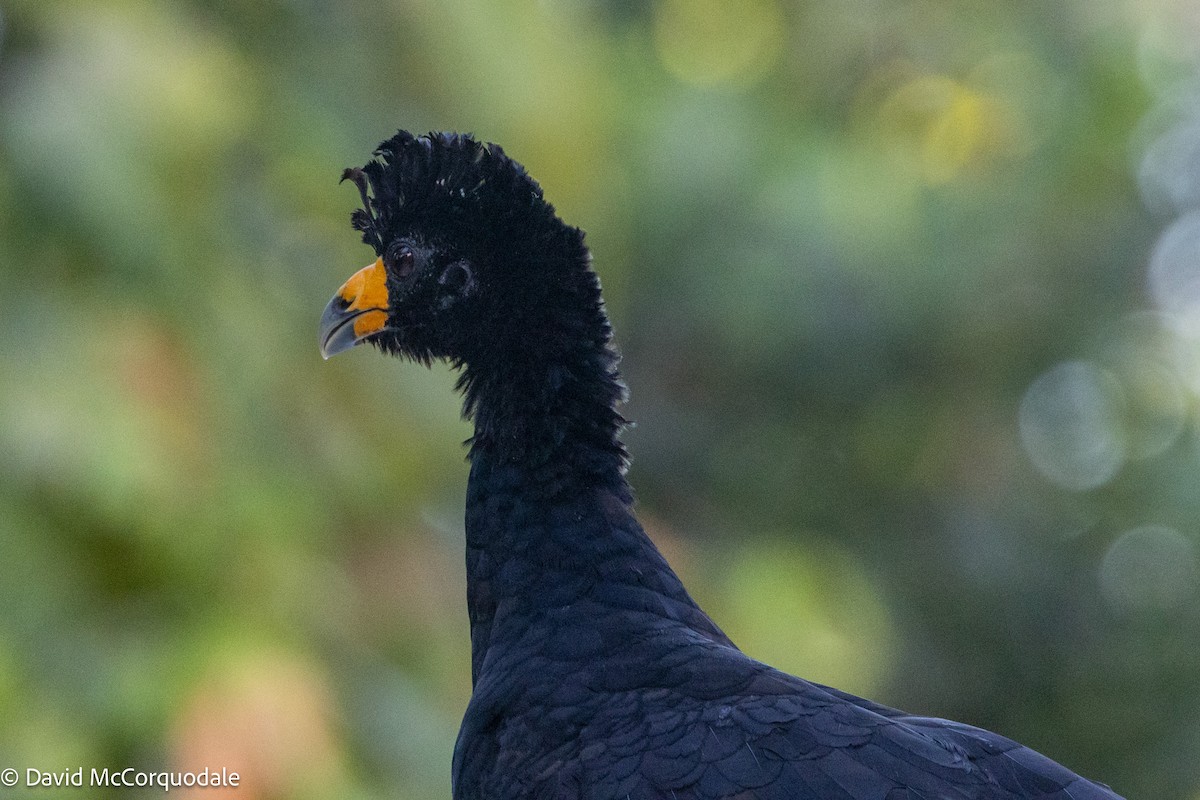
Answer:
xmin=318 ymin=131 xmax=589 ymax=366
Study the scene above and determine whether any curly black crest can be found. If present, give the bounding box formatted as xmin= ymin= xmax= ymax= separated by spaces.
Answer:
xmin=343 ymin=131 xmax=576 ymax=267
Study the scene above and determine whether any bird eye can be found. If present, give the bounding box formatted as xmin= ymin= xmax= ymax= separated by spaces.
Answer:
xmin=390 ymin=245 xmax=416 ymax=279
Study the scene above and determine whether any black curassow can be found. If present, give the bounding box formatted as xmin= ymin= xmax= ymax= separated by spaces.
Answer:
xmin=318 ymin=131 xmax=1123 ymax=800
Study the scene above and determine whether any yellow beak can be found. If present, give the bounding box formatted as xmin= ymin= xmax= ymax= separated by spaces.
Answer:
xmin=318 ymin=257 xmax=390 ymax=359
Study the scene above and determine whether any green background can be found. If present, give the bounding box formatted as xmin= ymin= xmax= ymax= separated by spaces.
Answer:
xmin=1 ymin=1 xmax=1198 ymax=797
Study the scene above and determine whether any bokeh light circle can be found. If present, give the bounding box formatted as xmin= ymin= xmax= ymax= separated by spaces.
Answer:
xmin=1018 ymin=361 xmax=1126 ymax=491
xmin=1099 ymin=525 xmax=1199 ymax=615
xmin=1148 ymin=211 xmax=1200 ymax=333
xmin=1102 ymin=312 xmax=1189 ymax=459
xmin=653 ymin=0 xmax=784 ymax=87
xmin=1138 ymin=115 xmax=1200 ymax=215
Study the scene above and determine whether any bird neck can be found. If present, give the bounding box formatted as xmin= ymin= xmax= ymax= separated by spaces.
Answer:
xmin=462 ymin=455 xmax=730 ymax=685
xmin=463 ymin=366 xmax=629 ymax=484
xmin=456 ymin=272 xmax=731 ymax=683
xmin=458 ymin=260 xmax=630 ymax=487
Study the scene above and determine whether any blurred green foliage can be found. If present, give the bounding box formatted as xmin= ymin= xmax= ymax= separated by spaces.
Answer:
xmin=1 ymin=0 xmax=1198 ymax=797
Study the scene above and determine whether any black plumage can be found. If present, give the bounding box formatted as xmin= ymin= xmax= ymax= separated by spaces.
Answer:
xmin=318 ymin=131 xmax=1124 ymax=800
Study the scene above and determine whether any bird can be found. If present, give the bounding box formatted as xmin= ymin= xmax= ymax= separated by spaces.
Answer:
xmin=318 ymin=131 xmax=1124 ymax=800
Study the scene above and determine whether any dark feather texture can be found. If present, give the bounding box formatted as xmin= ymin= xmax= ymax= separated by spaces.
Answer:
xmin=331 ymin=131 xmax=1124 ymax=800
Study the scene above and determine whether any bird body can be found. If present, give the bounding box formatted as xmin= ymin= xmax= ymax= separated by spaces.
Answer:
xmin=319 ymin=131 xmax=1124 ymax=799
